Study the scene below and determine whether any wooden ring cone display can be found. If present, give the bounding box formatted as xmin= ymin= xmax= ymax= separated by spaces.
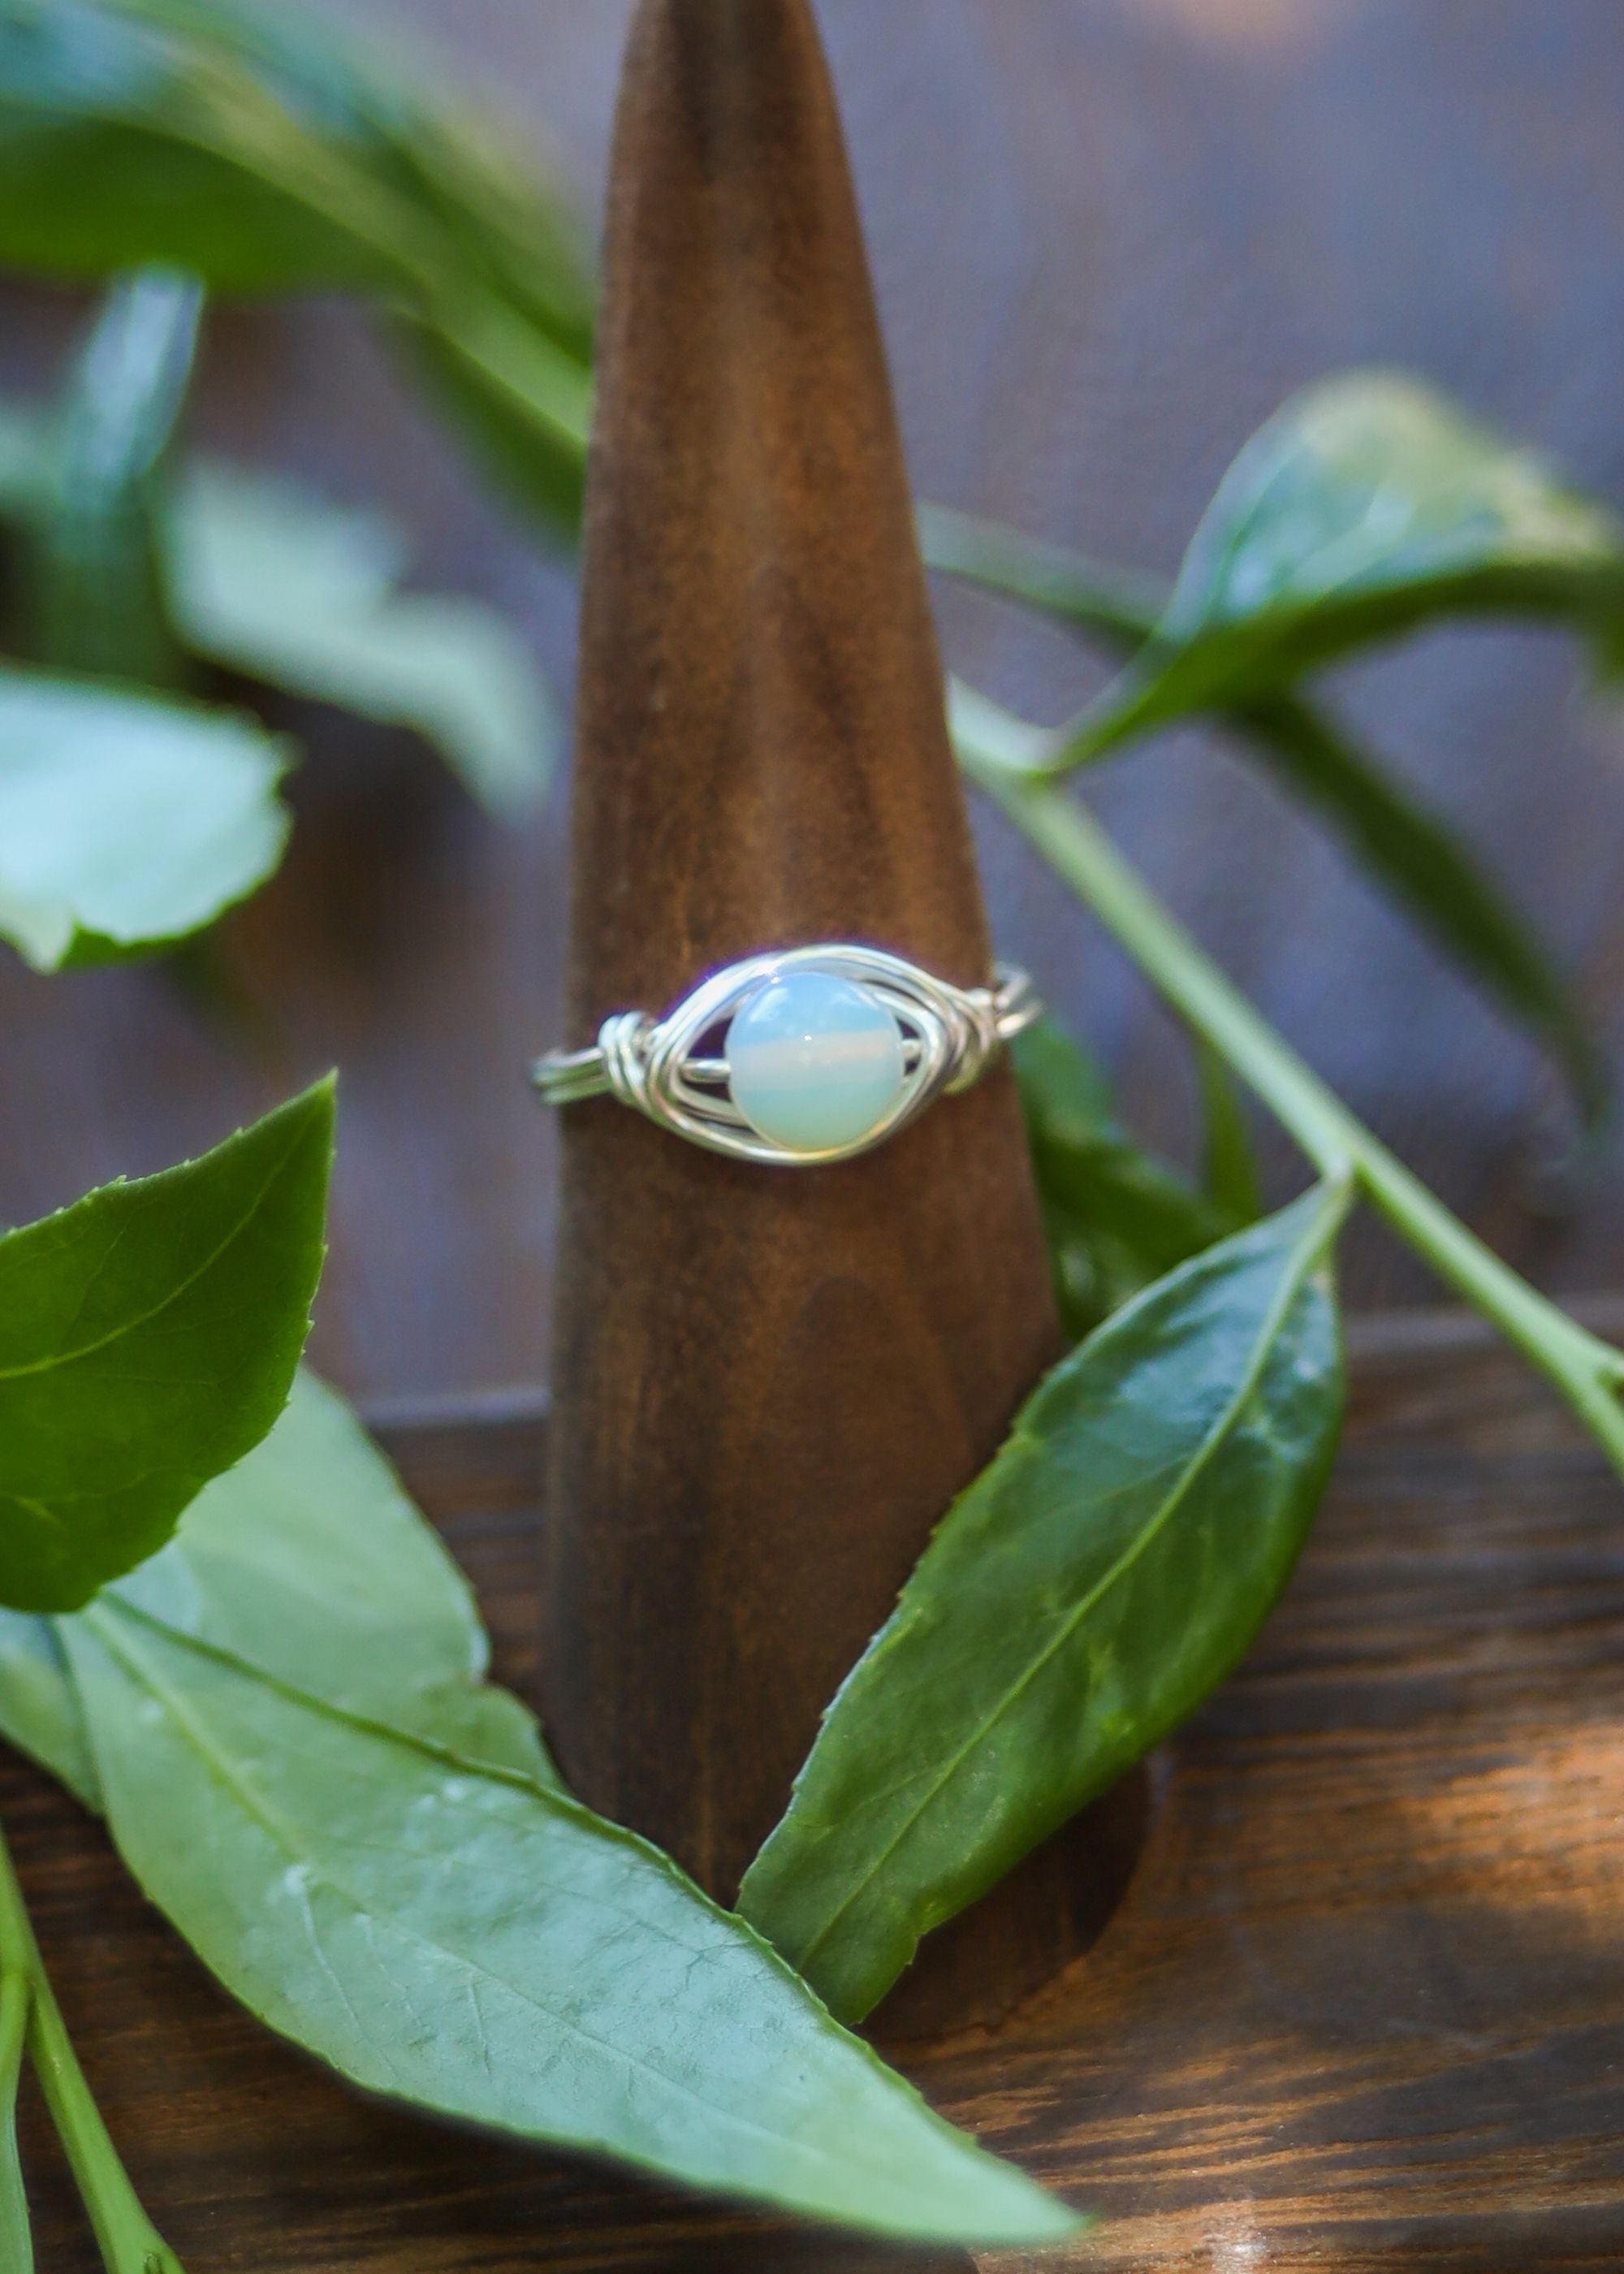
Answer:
xmin=542 ymin=0 xmax=1147 ymax=2035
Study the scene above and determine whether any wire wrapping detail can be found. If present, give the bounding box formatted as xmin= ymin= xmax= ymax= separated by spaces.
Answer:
xmin=533 ymin=946 xmax=1041 ymax=1166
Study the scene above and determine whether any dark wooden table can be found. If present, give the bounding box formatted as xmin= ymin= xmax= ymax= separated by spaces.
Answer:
xmin=9 ymin=1311 xmax=1623 ymax=2272
xmin=6 ymin=3 xmax=1624 ymax=1399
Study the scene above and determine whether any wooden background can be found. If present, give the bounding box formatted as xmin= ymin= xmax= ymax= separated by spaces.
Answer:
xmin=6 ymin=0 xmax=1624 ymax=1399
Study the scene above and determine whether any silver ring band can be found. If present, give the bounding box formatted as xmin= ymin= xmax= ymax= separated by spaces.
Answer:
xmin=533 ymin=945 xmax=1040 ymax=1166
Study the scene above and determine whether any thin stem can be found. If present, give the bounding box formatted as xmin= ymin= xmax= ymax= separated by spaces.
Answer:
xmin=0 ymin=1814 xmax=183 ymax=2274
xmin=0 ymin=1968 xmax=32 ymax=2274
xmin=952 ymin=688 xmax=1624 ymax=1473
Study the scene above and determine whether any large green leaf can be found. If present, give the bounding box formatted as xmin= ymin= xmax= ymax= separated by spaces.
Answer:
xmin=62 ymin=1599 xmax=1082 ymax=2247
xmin=0 ymin=1082 xmax=333 ymax=1611
xmin=0 ymin=668 xmax=291 ymax=970
xmin=25 ymin=265 xmax=199 ymax=688
xmin=1073 ymin=372 xmax=1624 ymax=754
xmin=167 ymin=460 xmax=559 ymax=816
xmin=1013 ymin=1014 xmax=1236 ymax=1338
xmin=112 ymin=1367 xmax=555 ymax=1783
xmin=0 ymin=1366 xmax=555 ymax=1809
xmin=740 ymin=1183 xmax=1349 ymax=2022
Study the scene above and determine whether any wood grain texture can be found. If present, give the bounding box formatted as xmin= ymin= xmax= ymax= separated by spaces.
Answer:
xmin=8 ymin=1313 xmax=1623 ymax=2272
xmin=542 ymin=0 xmax=1061 ymax=1901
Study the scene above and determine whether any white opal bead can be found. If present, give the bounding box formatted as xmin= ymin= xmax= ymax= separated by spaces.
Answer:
xmin=728 ymin=972 xmax=907 ymax=1154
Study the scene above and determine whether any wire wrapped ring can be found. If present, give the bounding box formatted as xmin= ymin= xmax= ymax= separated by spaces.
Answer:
xmin=532 ymin=945 xmax=1041 ymax=1166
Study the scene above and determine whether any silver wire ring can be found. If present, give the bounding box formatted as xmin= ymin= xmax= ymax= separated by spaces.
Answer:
xmin=532 ymin=945 xmax=1041 ymax=1166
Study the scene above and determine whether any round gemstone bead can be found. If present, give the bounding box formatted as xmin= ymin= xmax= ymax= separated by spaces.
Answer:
xmin=728 ymin=972 xmax=907 ymax=1155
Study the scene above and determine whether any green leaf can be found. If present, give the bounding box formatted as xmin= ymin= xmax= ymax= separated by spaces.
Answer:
xmin=0 ymin=0 xmax=425 ymax=292
xmin=0 ymin=668 xmax=292 ymax=971
xmin=919 ymin=499 xmax=1161 ymax=650
xmin=62 ymin=1601 xmax=1083 ymax=2247
xmin=1194 ymin=1037 xmax=1263 ymax=1224
xmin=935 ymin=482 xmax=1608 ymax=1126
xmin=0 ymin=1612 xmax=97 ymax=1805
xmin=1224 ymin=691 xmax=1610 ymax=1126
xmin=1013 ymin=1014 xmax=1235 ymax=1338
xmin=112 ymin=1368 xmax=555 ymax=1785
xmin=0 ymin=1365 xmax=551 ymax=1809
xmin=389 ymin=300 xmax=590 ymax=539
xmin=25 ymin=265 xmax=200 ymax=690
xmin=0 ymin=0 xmax=594 ymax=532
xmin=167 ymin=460 xmax=559 ymax=816
xmin=740 ymin=1183 xmax=1350 ymax=2022
xmin=0 ymin=1081 xmax=334 ymax=1612
xmin=1075 ymin=371 xmax=1624 ymax=754
xmin=99 ymin=0 xmax=595 ymax=357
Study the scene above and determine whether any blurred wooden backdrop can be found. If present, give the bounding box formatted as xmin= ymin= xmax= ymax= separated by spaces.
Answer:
xmin=5 ymin=0 xmax=1624 ymax=1400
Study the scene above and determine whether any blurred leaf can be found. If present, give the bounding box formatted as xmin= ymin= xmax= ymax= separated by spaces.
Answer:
xmin=169 ymin=460 xmax=559 ymax=816
xmin=104 ymin=0 xmax=595 ymax=356
xmin=390 ymin=299 xmax=590 ymax=538
xmin=0 ymin=0 xmax=423 ymax=291
xmin=63 ymin=1598 xmax=1084 ymax=2246
xmin=741 ymin=1184 xmax=1348 ymax=2022
xmin=1195 ymin=1038 xmax=1263 ymax=1224
xmin=25 ymin=265 xmax=199 ymax=687
xmin=934 ymin=485 xmax=1608 ymax=1125
xmin=0 ymin=0 xmax=594 ymax=531
xmin=1228 ymin=690 xmax=1609 ymax=1125
xmin=0 ymin=1610 xmax=96 ymax=1805
xmin=919 ymin=499 xmax=1161 ymax=650
xmin=0 ymin=668 xmax=290 ymax=969
xmin=0 ymin=1082 xmax=333 ymax=1613
xmin=1073 ymin=372 xmax=1624 ymax=754
xmin=1013 ymin=1015 xmax=1234 ymax=1338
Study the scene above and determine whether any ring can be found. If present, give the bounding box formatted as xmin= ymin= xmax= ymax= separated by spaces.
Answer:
xmin=532 ymin=945 xmax=1041 ymax=1166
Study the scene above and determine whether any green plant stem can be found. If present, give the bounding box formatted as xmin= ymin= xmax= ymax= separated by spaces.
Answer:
xmin=953 ymin=693 xmax=1624 ymax=1474
xmin=0 ymin=1814 xmax=183 ymax=2274
xmin=0 ymin=1965 xmax=31 ymax=2273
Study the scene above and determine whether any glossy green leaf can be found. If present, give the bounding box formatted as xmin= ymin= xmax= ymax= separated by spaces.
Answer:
xmin=1014 ymin=1014 xmax=1235 ymax=1337
xmin=25 ymin=266 xmax=199 ymax=689
xmin=63 ymin=1601 xmax=1083 ymax=2247
xmin=1073 ymin=372 xmax=1624 ymax=754
xmin=0 ymin=1082 xmax=334 ymax=1612
xmin=935 ymin=485 xmax=1606 ymax=1124
xmin=112 ymin=1368 xmax=555 ymax=1784
xmin=0 ymin=668 xmax=291 ymax=971
xmin=741 ymin=1183 xmax=1350 ymax=2022
xmin=167 ymin=460 xmax=559 ymax=816
xmin=0 ymin=1366 xmax=550 ymax=1808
